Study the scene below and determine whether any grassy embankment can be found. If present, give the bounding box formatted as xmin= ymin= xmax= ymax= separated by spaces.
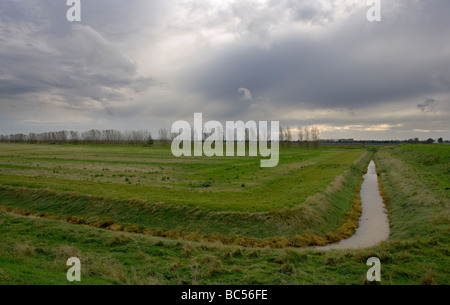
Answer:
xmin=0 ymin=144 xmax=369 ymax=246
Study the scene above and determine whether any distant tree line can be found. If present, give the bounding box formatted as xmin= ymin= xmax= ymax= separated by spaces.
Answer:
xmin=196 ymin=125 xmax=322 ymax=148
xmin=1 ymin=127 xmax=445 ymax=147
xmin=320 ymin=138 xmax=447 ymax=145
xmin=0 ymin=130 xmax=158 ymax=146
xmin=0 ymin=126 xmax=322 ymax=148
xmin=405 ymin=137 xmax=445 ymax=145
xmin=279 ymin=126 xmax=321 ymax=148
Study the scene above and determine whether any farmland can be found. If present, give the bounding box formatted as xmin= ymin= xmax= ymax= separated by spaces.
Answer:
xmin=0 ymin=144 xmax=365 ymax=211
xmin=0 ymin=144 xmax=369 ymax=244
xmin=0 ymin=143 xmax=448 ymax=284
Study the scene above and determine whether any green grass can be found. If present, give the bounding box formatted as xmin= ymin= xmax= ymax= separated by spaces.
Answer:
xmin=375 ymin=145 xmax=449 ymax=241
xmin=0 ymin=210 xmax=372 ymax=285
xmin=392 ymin=144 xmax=450 ymax=194
xmin=0 ymin=144 xmax=370 ymax=242
xmin=0 ymin=204 xmax=447 ymax=285
xmin=0 ymin=143 xmax=365 ymax=212
xmin=0 ymin=143 xmax=448 ymax=284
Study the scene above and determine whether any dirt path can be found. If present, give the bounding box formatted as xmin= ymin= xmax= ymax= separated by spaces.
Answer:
xmin=317 ymin=160 xmax=390 ymax=250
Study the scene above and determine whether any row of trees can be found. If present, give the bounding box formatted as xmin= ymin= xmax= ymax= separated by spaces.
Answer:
xmin=279 ymin=126 xmax=320 ymax=147
xmin=406 ymin=137 xmax=444 ymax=145
xmin=4 ymin=128 xmax=444 ymax=147
xmin=1 ymin=130 xmax=156 ymax=146
xmin=0 ymin=126 xmax=322 ymax=147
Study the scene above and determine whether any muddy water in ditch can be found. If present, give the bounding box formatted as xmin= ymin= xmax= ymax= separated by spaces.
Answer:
xmin=317 ymin=161 xmax=390 ymax=250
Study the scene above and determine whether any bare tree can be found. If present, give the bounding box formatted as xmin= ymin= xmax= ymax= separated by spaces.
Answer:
xmin=297 ymin=126 xmax=304 ymax=147
xmin=285 ymin=126 xmax=292 ymax=146
xmin=10 ymin=134 xmax=27 ymax=143
xmin=82 ymin=130 xmax=101 ymax=143
xmin=56 ymin=130 xmax=69 ymax=142
xmin=28 ymin=133 xmax=38 ymax=144
xmin=147 ymin=133 xmax=154 ymax=146
xmin=311 ymin=126 xmax=320 ymax=148
xmin=279 ymin=126 xmax=285 ymax=145
xmin=131 ymin=130 xmax=145 ymax=144
xmin=0 ymin=135 xmax=9 ymax=143
xmin=102 ymin=130 xmax=121 ymax=144
xmin=158 ymin=128 xmax=169 ymax=147
xmin=304 ymin=127 xmax=310 ymax=147
xmin=70 ymin=131 xmax=80 ymax=143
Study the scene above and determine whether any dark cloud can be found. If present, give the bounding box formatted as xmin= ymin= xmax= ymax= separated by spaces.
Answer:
xmin=418 ymin=98 xmax=438 ymax=113
xmin=0 ymin=21 xmax=155 ymax=105
xmin=184 ymin=0 xmax=450 ymax=114
xmin=0 ymin=0 xmax=449 ymax=139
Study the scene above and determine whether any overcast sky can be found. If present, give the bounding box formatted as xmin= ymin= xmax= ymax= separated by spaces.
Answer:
xmin=0 ymin=0 xmax=449 ymax=140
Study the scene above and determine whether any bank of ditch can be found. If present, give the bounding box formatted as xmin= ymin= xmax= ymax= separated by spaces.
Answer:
xmin=0 ymin=152 xmax=371 ymax=248
xmin=317 ymin=160 xmax=390 ymax=250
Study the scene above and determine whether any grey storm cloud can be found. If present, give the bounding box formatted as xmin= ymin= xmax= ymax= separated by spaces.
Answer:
xmin=185 ymin=0 xmax=450 ymax=112
xmin=0 ymin=21 xmax=154 ymax=103
xmin=0 ymin=0 xmax=449 ymax=139
xmin=0 ymin=0 xmax=160 ymax=112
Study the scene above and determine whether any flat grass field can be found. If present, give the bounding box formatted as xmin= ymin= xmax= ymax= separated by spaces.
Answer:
xmin=0 ymin=143 xmax=448 ymax=284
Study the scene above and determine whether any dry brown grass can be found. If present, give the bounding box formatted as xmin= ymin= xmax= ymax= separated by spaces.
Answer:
xmin=419 ymin=270 xmax=437 ymax=285
xmin=15 ymin=241 xmax=35 ymax=257
xmin=0 ymin=268 xmax=9 ymax=281
xmin=192 ymin=254 xmax=225 ymax=279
